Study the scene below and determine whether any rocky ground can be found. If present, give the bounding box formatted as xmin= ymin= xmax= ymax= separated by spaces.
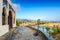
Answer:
xmin=0 ymin=27 xmax=46 ymax=40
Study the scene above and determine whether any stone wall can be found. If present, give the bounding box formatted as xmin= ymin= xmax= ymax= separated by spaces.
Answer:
xmin=0 ymin=0 xmax=16 ymax=36
xmin=0 ymin=25 xmax=9 ymax=36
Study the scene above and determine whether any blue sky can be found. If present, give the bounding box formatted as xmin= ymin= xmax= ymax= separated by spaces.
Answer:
xmin=11 ymin=0 xmax=60 ymax=21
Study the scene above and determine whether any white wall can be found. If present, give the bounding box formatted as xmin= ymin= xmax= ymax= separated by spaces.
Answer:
xmin=13 ymin=24 xmax=16 ymax=27
xmin=0 ymin=0 xmax=16 ymax=36
xmin=0 ymin=25 xmax=9 ymax=36
xmin=0 ymin=0 xmax=3 ymax=25
xmin=0 ymin=0 xmax=9 ymax=36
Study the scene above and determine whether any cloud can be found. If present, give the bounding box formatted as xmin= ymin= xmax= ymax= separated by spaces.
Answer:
xmin=12 ymin=3 xmax=21 ymax=11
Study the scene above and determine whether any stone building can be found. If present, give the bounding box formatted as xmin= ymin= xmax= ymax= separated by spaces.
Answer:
xmin=0 ymin=0 xmax=16 ymax=36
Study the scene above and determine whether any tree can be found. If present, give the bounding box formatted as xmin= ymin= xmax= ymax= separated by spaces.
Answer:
xmin=37 ymin=19 xmax=40 ymax=32
xmin=16 ymin=20 xmax=22 ymax=26
xmin=33 ymin=19 xmax=40 ymax=36
xmin=16 ymin=20 xmax=20 ymax=26
xmin=37 ymin=19 xmax=40 ymax=25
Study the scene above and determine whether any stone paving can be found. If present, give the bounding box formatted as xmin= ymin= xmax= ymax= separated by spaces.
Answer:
xmin=0 ymin=27 xmax=46 ymax=40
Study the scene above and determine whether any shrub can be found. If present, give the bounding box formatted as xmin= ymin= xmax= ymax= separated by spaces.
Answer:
xmin=16 ymin=20 xmax=20 ymax=26
xmin=46 ymin=27 xmax=50 ymax=32
xmin=52 ymin=27 xmax=60 ymax=34
xmin=16 ymin=20 xmax=22 ymax=26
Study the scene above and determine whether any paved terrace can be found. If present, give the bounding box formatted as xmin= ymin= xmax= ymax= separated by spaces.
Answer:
xmin=0 ymin=27 xmax=47 ymax=40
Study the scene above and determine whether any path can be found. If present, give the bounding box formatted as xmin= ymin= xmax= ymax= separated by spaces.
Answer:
xmin=0 ymin=27 xmax=45 ymax=40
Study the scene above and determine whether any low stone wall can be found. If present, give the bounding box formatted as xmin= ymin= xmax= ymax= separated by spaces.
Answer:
xmin=26 ymin=26 xmax=48 ymax=40
xmin=0 ymin=25 xmax=9 ymax=36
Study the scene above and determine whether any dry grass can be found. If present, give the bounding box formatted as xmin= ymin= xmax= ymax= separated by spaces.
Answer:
xmin=40 ymin=22 xmax=60 ymax=28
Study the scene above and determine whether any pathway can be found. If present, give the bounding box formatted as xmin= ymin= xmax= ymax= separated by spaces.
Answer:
xmin=0 ymin=27 xmax=46 ymax=40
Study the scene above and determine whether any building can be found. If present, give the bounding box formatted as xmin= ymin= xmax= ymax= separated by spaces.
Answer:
xmin=0 ymin=0 xmax=16 ymax=36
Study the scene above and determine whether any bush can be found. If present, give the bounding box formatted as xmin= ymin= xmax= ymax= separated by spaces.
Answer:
xmin=46 ymin=27 xmax=50 ymax=32
xmin=16 ymin=20 xmax=22 ymax=26
xmin=52 ymin=27 xmax=60 ymax=34
xmin=54 ymin=33 xmax=60 ymax=40
xmin=16 ymin=20 xmax=19 ymax=26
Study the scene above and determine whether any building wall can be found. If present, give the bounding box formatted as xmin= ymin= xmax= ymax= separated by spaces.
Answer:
xmin=0 ymin=0 xmax=3 ymax=25
xmin=0 ymin=25 xmax=9 ymax=36
xmin=0 ymin=0 xmax=9 ymax=36
xmin=0 ymin=0 xmax=16 ymax=36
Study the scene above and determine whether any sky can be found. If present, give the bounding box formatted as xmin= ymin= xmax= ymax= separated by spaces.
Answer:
xmin=11 ymin=0 xmax=60 ymax=21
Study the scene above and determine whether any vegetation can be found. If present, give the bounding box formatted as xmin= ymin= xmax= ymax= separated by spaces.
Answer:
xmin=37 ymin=19 xmax=47 ymax=25
xmin=47 ymin=26 xmax=60 ymax=40
xmin=52 ymin=27 xmax=60 ymax=34
xmin=54 ymin=33 xmax=60 ymax=40
xmin=16 ymin=20 xmax=22 ymax=26
xmin=45 ymin=27 xmax=50 ymax=32
xmin=37 ymin=19 xmax=40 ymax=30
xmin=37 ymin=19 xmax=40 ymax=25
xmin=16 ymin=19 xmax=36 ymax=26
xmin=40 ymin=21 xmax=47 ymax=24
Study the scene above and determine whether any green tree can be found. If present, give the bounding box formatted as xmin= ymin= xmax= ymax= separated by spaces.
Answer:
xmin=37 ymin=19 xmax=40 ymax=32
xmin=16 ymin=20 xmax=20 ymax=26
xmin=16 ymin=20 xmax=22 ymax=26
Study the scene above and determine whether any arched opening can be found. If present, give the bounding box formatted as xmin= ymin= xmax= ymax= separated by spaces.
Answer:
xmin=13 ymin=12 xmax=15 ymax=24
xmin=2 ymin=7 xmax=6 ymax=25
xmin=13 ymin=11 xmax=16 ymax=25
xmin=8 ymin=10 xmax=13 ymax=30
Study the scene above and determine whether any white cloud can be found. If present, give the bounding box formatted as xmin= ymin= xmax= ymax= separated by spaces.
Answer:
xmin=12 ymin=3 xmax=21 ymax=11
